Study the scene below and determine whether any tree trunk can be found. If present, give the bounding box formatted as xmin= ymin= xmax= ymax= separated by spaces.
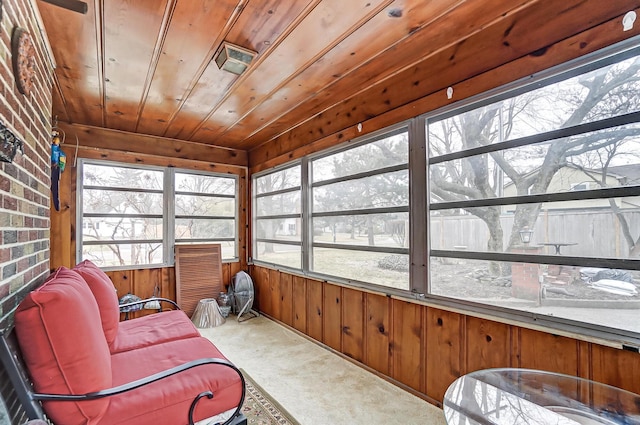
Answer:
xmin=484 ymin=206 xmax=504 ymax=276
xmin=367 ymin=216 xmax=375 ymax=246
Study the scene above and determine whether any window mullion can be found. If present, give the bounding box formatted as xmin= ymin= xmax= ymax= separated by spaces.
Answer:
xmin=409 ymin=116 xmax=428 ymax=296
xmin=165 ymin=168 xmax=175 ymax=266
xmin=76 ymin=159 xmax=84 ymax=263
xmin=301 ymin=157 xmax=311 ymax=272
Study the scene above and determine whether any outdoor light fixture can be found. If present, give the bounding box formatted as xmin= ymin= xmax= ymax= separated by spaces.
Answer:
xmin=0 ymin=121 xmax=23 ymax=163
xmin=519 ymin=226 xmax=533 ymax=244
xmin=214 ymin=42 xmax=257 ymax=76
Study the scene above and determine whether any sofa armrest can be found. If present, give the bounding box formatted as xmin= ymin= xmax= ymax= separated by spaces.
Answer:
xmin=32 ymin=357 xmax=245 ymax=425
xmin=119 ymin=297 xmax=179 ymax=312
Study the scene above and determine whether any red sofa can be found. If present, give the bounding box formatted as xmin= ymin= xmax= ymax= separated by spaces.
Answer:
xmin=14 ymin=263 xmax=245 ymax=425
xmin=72 ymin=260 xmax=201 ymax=353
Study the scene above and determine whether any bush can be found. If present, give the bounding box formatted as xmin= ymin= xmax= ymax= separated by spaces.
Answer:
xmin=377 ymin=255 xmax=409 ymax=272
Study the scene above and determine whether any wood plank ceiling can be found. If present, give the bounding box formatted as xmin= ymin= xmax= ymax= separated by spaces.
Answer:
xmin=35 ymin=0 xmax=639 ymax=164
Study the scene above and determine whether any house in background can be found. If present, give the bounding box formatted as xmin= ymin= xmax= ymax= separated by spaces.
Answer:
xmin=503 ymin=163 xmax=640 ymax=211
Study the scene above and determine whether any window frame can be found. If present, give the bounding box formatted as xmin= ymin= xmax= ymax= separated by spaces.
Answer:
xmin=252 ymin=124 xmax=416 ymax=295
xmin=173 ymin=169 xmax=239 ymax=253
xmin=423 ymin=38 xmax=640 ymax=346
xmin=251 ymin=36 xmax=640 ymax=346
xmin=308 ymin=126 xmax=411 ymax=289
xmin=252 ymin=161 xmax=304 ymax=270
xmin=77 ymin=159 xmax=240 ymax=270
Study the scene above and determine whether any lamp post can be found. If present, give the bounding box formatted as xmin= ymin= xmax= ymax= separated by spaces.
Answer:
xmin=519 ymin=226 xmax=533 ymax=245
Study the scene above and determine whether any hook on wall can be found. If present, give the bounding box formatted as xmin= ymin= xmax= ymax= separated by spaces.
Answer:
xmin=0 ymin=121 xmax=23 ymax=163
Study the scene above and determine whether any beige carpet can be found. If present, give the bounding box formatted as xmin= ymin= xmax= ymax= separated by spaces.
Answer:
xmin=199 ymin=315 xmax=446 ymax=425
xmin=242 ymin=369 xmax=300 ymax=424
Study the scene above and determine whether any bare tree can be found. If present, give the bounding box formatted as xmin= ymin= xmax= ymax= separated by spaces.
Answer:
xmin=83 ymin=165 xmax=163 ymax=266
xmin=429 ymin=56 xmax=640 ymax=275
xmin=313 ymin=133 xmax=409 ymax=246
xmin=255 ymin=167 xmax=301 ymax=253
xmin=571 ymin=139 xmax=640 ymax=257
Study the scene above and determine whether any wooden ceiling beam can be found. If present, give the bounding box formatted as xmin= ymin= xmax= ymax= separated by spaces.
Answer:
xmin=75 ymin=146 xmax=246 ymax=175
xmin=58 ymin=122 xmax=247 ymax=166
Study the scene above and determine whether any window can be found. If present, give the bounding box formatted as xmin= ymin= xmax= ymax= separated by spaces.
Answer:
xmin=174 ymin=172 xmax=237 ymax=259
xmin=253 ymin=129 xmax=410 ymax=290
xmin=570 ymin=182 xmax=591 ymax=191
xmin=251 ymin=40 xmax=640 ymax=341
xmin=310 ymin=130 xmax=409 ymax=289
xmin=79 ymin=161 xmax=238 ymax=268
xmin=427 ymin=45 xmax=640 ymax=336
xmin=253 ymin=164 xmax=302 ymax=269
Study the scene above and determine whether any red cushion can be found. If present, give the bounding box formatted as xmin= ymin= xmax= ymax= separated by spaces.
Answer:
xmin=15 ymin=267 xmax=112 ymax=425
xmin=106 ymin=337 xmax=243 ymax=425
xmin=110 ymin=310 xmax=200 ymax=353
xmin=73 ymin=260 xmax=120 ymax=345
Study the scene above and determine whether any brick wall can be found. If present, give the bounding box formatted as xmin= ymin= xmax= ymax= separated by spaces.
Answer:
xmin=0 ymin=0 xmax=54 ymax=330
xmin=510 ymin=245 xmax=542 ymax=302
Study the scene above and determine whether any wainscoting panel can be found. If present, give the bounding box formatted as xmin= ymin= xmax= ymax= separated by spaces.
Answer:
xmin=269 ymin=269 xmax=282 ymax=321
xmin=391 ymin=300 xmax=423 ymax=393
xmin=323 ymin=284 xmax=343 ymax=352
xmin=591 ymin=344 xmax=640 ymax=395
xmin=465 ymin=316 xmax=511 ymax=373
xmin=307 ymin=279 xmax=324 ymax=342
xmin=365 ymin=293 xmax=390 ymax=376
xmin=517 ymin=327 xmax=580 ymax=376
xmin=254 ymin=266 xmax=271 ymax=314
xmin=250 ymin=265 xmax=640 ymax=406
xmin=292 ymin=276 xmax=307 ymax=333
xmin=425 ymin=307 xmax=463 ymax=404
xmin=279 ymin=273 xmax=294 ymax=327
xmin=342 ymin=288 xmax=364 ymax=362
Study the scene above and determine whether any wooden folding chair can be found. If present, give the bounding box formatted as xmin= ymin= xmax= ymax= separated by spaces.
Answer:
xmin=175 ymin=244 xmax=224 ymax=317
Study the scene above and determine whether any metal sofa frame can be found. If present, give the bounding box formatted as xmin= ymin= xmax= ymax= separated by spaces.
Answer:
xmin=0 ymin=302 xmax=247 ymax=425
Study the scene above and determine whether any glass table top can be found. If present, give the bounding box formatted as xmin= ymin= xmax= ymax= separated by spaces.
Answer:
xmin=0 ymin=396 xmax=8 ymax=425
xmin=443 ymin=368 xmax=640 ymax=425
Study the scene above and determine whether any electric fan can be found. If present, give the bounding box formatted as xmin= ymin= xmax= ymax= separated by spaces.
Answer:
xmin=229 ymin=271 xmax=258 ymax=322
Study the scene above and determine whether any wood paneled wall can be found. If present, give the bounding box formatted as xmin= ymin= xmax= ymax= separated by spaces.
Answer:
xmin=251 ymin=265 xmax=640 ymax=406
xmin=105 ymin=261 xmax=244 ymax=320
xmin=49 ymin=139 xmax=249 ymax=314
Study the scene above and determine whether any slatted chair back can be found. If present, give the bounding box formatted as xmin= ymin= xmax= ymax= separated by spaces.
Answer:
xmin=175 ymin=244 xmax=223 ymax=317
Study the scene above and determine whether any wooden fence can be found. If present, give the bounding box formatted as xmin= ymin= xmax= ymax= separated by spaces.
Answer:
xmin=430 ymin=209 xmax=640 ymax=258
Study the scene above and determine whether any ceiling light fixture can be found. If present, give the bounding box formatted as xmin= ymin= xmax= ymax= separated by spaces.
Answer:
xmin=214 ymin=42 xmax=257 ymax=76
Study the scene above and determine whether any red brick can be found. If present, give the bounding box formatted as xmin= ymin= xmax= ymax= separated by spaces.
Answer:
xmin=3 ymin=195 xmax=17 ymax=210
xmin=18 ymin=257 xmax=29 ymax=271
xmin=0 ymin=280 xmax=10 ymax=298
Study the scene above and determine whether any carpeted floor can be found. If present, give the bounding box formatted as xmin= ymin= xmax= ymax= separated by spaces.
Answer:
xmin=241 ymin=369 xmax=300 ymax=425
xmin=197 ymin=368 xmax=299 ymax=425
xmin=199 ymin=315 xmax=447 ymax=425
